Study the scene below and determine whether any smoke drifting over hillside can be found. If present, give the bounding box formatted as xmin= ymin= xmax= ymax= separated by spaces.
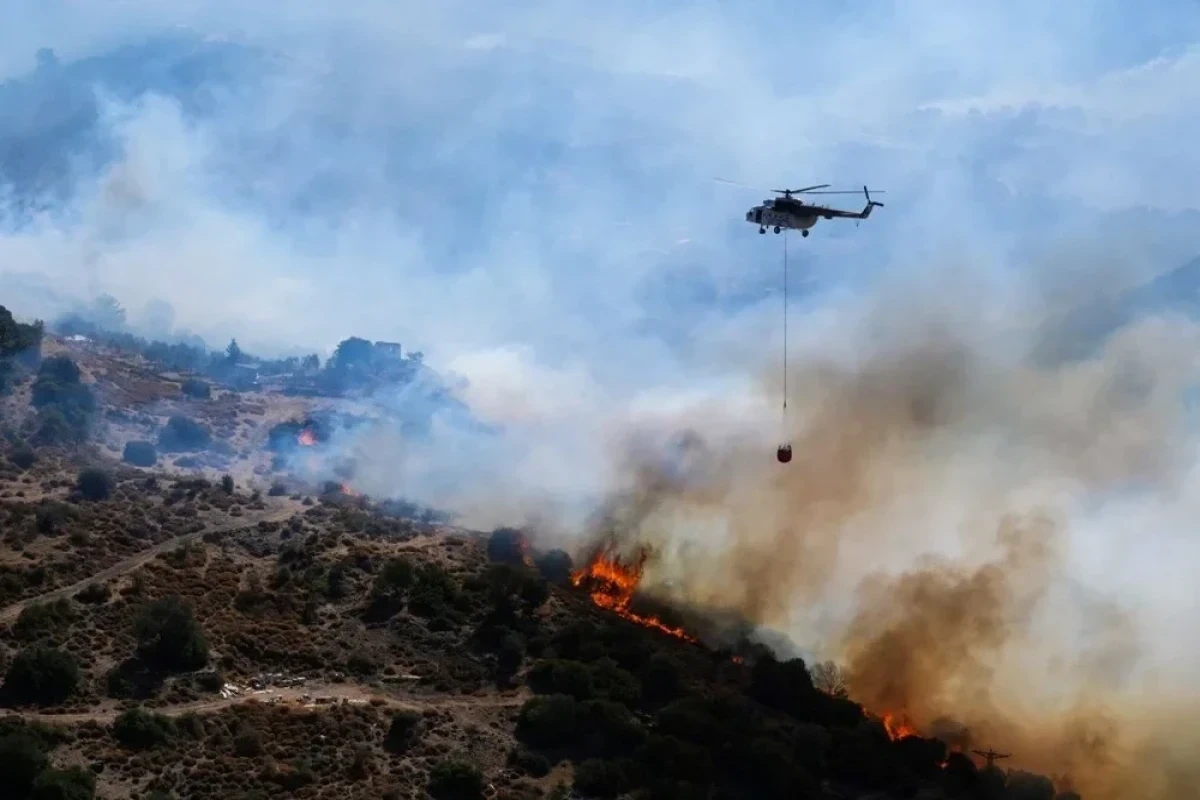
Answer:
xmin=550 ymin=270 xmax=1200 ymax=800
xmin=3 ymin=5 xmax=1200 ymax=797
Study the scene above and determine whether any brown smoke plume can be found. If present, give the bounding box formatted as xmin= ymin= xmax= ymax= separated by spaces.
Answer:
xmin=565 ymin=266 xmax=1200 ymax=799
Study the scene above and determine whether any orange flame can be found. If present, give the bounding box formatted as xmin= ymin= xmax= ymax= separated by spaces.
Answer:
xmin=340 ymin=483 xmax=360 ymax=497
xmin=570 ymin=549 xmax=697 ymax=643
xmin=882 ymin=711 xmax=919 ymax=741
xmin=297 ymin=428 xmax=317 ymax=446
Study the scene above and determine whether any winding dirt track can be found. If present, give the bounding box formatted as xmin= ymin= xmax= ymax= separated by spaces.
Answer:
xmin=0 ymin=500 xmax=517 ymax=726
xmin=0 ymin=684 xmax=532 ymax=725
xmin=0 ymin=505 xmax=300 ymax=624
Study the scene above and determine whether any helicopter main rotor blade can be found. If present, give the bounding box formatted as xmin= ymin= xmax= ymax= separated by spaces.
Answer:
xmin=800 ymin=189 xmax=888 ymax=195
xmin=713 ymin=177 xmax=768 ymax=192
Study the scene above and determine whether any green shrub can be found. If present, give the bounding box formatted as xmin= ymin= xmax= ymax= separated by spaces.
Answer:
xmin=2 ymin=646 xmax=79 ymax=706
xmin=0 ymin=731 xmax=49 ymax=795
xmin=516 ymin=694 xmax=579 ymax=748
xmin=135 ymin=596 xmax=209 ymax=671
xmin=122 ymin=440 xmax=157 ymax=467
xmin=76 ymin=468 xmax=114 ymax=501
xmin=31 ymin=765 xmax=95 ymax=800
xmin=427 ymin=759 xmax=484 ymax=800
xmin=112 ymin=708 xmax=174 ymax=749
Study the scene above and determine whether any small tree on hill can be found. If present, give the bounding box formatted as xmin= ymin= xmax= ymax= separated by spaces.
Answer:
xmin=0 ymin=730 xmax=50 ymax=795
xmin=135 ymin=597 xmax=209 ymax=671
xmin=122 ymin=441 xmax=157 ymax=468
xmin=2 ymin=646 xmax=80 ymax=706
xmin=427 ymin=760 xmax=484 ymax=800
xmin=31 ymin=765 xmax=95 ymax=800
xmin=76 ymin=468 xmax=114 ymax=501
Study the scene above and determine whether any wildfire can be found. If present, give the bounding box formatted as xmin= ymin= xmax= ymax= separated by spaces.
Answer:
xmin=570 ymin=549 xmax=697 ymax=643
xmin=297 ymin=428 xmax=317 ymax=447
xmin=340 ymin=483 xmax=360 ymax=497
xmin=881 ymin=711 xmax=919 ymax=741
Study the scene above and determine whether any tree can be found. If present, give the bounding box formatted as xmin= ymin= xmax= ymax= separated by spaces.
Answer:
xmin=135 ymin=597 xmax=209 ymax=671
xmin=88 ymin=294 xmax=126 ymax=330
xmin=122 ymin=441 xmax=157 ymax=468
xmin=427 ymin=760 xmax=484 ymax=800
xmin=157 ymin=416 xmax=211 ymax=452
xmin=76 ymin=468 xmax=114 ymax=501
xmin=31 ymin=766 xmax=95 ymax=800
xmin=112 ymin=707 xmax=174 ymax=749
xmin=0 ymin=731 xmax=49 ymax=795
xmin=2 ymin=646 xmax=80 ymax=706
xmin=330 ymin=337 xmax=373 ymax=373
xmin=225 ymin=339 xmax=242 ymax=365
xmin=810 ymin=660 xmax=849 ymax=698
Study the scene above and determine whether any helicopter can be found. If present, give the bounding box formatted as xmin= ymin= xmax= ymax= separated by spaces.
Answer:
xmin=716 ymin=179 xmax=885 ymax=236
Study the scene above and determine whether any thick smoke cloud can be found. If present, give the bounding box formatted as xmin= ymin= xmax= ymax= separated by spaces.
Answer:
xmin=3 ymin=4 xmax=1200 ymax=797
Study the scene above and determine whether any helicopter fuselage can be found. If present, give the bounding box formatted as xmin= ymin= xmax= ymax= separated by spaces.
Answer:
xmin=745 ymin=202 xmax=820 ymax=236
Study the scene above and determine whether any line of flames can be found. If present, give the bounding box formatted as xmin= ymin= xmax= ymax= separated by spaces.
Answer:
xmin=569 ymin=550 xmax=698 ymax=644
xmin=568 ymin=547 xmax=958 ymax=765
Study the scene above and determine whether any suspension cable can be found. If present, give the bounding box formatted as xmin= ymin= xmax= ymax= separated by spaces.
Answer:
xmin=782 ymin=229 xmax=788 ymax=423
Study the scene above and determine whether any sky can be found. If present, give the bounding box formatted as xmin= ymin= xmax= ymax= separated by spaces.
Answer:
xmin=3 ymin=3 xmax=1200 ymax=793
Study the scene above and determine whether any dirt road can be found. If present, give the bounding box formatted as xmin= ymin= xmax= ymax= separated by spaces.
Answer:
xmin=0 ymin=682 xmax=531 ymax=725
xmin=0 ymin=504 xmax=300 ymax=624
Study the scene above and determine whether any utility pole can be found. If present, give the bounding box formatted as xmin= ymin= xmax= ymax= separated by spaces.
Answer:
xmin=972 ymin=749 xmax=1012 ymax=770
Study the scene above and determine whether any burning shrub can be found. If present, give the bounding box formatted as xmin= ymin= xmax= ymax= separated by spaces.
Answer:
xmin=157 ymin=415 xmax=211 ymax=452
xmin=1 ymin=646 xmax=80 ymax=707
xmin=76 ymin=467 xmax=114 ymax=501
xmin=122 ymin=440 xmax=157 ymax=467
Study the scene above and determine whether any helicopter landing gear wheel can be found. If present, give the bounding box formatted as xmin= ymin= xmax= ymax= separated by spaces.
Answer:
xmin=759 ymin=227 xmax=766 ymax=234
xmin=801 ymin=229 xmax=809 ymax=237
xmin=773 ymin=226 xmax=781 ymax=234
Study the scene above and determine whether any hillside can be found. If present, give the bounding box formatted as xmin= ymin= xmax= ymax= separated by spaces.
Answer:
xmin=0 ymin=308 xmax=1082 ymax=800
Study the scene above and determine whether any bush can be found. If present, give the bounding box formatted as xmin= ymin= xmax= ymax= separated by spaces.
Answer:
xmin=383 ymin=710 xmax=422 ymax=754
xmin=233 ymin=726 xmax=264 ymax=757
xmin=76 ymin=468 xmax=114 ymax=501
xmin=508 ymin=747 xmax=551 ymax=777
xmin=157 ymin=415 xmax=211 ymax=452
xmin=180 ymin=378 xmax=211 ymax=399
xmin=573 ymin=758 xmax=634 ymax=798
xmin=535 ymin=549 xmax=574 ymax=585
xmin=122 ymin=440 xmax=157 ymax=467
xmin=516 ymin=694 xmax=579 ymax=748
xmin=135 ymin=596 xmax=209 ymax=671
xmin=112 ymin=708 xmax=174 ymax=750
xmin=487 ymin=527 xmax=527 ymax=565
xmin=2 ymin=646 xmax=80 ymax=706
xmin=31 ymin=766 xmax=95 ymax=800
xmin=427 ymin=760 xmax=484 ymax=800
xmin=8 ymin=445 xmax=35 ymax=469
xmin=14 ymin=599 xmax=75 ymax=640
xmin=220 ymin=474 xmax=234 ymax=494
xmin=0 ymin=731 xmax=49 ymax=796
